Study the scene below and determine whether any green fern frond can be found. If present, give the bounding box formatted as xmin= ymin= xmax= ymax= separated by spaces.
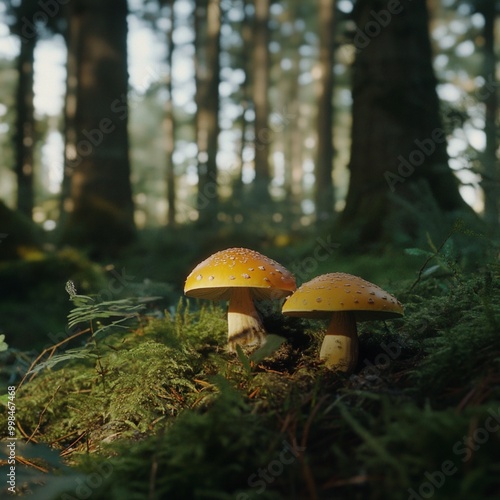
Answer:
xmin=27 ymin=347 xmax=99 ymax=374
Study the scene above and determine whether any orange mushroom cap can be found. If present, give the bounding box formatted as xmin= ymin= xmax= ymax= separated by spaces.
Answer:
xmin=282 ymin=272 xmax=404 ymax=321
xmin=184 ymin=247 xmax=296 ymax=301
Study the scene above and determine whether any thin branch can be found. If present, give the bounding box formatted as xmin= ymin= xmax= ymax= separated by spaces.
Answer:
xmin=17 ymin=328 xmax=91 ymax=390
xmin=26 ymin=385 xmax=61 ymax=444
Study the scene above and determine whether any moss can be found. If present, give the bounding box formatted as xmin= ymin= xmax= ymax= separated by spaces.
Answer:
xmin=104 ymin=341 xmax=197 ymax=430
xmin=400 ymin=264 xmax=500 ymax=405
xmin=2 ymin=250 xmax=500 ymax=499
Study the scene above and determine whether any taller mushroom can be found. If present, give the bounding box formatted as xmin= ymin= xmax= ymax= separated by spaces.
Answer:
xmin=184 ymin=248 xmax=296 ymax=350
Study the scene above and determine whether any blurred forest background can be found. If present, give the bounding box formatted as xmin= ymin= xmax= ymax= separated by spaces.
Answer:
xmin=0 ymin=0 xmax=498 ymax=345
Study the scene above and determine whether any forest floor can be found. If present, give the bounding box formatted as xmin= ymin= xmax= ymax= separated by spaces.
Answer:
xmin=0 ymin=222 xmax=499 ymax=499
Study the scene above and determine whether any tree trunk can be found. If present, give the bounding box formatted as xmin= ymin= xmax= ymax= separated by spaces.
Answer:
xmin=194 ymin=0 xmax=221 ymax=226
xmin=478 ymin=0 xmax=499 ymax=232
xmin=341 ymin=0 xmax=468 ymax=244
xmin=165 ymin=0 xmax=176 ymax=227
xmin=61 ymin=0 xmax=135 ymax=254
xmin=315 ymin=0 xmax=336 ymax=225
xmin=283 ymin=1 xmax=303 ymax=222
xmin=252 ymin=0 xmax=271 ymax=199
xmin=59 ymin=2 xmax=80 ymax=231
xmin=14 ymin=38 xmax=36 ymax=219
xmin=234 ymin=0 xmax=251 ymax=201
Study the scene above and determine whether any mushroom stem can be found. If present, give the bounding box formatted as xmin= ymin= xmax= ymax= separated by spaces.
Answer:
xmin=319 ymin=311 xmax=359 ymax=372
xmin=227 ymin=287 xmax=266 ymax=351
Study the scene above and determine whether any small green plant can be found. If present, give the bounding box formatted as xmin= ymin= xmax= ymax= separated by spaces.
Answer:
xmin=235 ymin=334 xmax=287 ymax=376
xmin=22 ymin=281 xmax=156 ymax=379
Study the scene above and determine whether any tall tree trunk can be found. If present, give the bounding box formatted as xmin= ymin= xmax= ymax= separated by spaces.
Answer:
xmin=165 ymin=0 xmax=176 ymax=227
xmin=289 ymin=109 xmax=304 ymax=219
xmin=59 ymin=2 xmax=80 ymax=231
xmin=194 ymin=0 xmax=221 ymax=226
xmin=234 ymin=0 xmax=251 ymax=201
xmin=341 ymin=0 xmax=467 ymax=244
xmin=252 ymin=0 xmax=271 ymax=199
xmin=283 ymin=0 xmax=303 ymax=222
xmin=61 ymin=0 xmax=135 ymax=254
xmin=315 ymin=0 xmax=336 ymax=224
xmin=478 ymin=0 xmax=499 ymax=232
xmin=14 ymin=38 xmax=36 ymax=219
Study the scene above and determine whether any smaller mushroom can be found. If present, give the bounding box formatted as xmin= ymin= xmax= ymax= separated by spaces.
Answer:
xmin=184 ymin=248 xmax=296 ymax=350
xmin=281 ymin=273 xmax=404 ymax=372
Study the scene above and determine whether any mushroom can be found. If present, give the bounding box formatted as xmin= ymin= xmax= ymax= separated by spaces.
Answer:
xmin=281 ymin=272 xmax=403 ymax=372
xmin=184 ymin=247 xmax=296 ymax=350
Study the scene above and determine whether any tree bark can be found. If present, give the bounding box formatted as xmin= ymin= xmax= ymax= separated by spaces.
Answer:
xmin=61 ymin=0 xmax=135 ymax=254
xmin=252 ymin=0 xmax=271 ymax=199
xmin=283 ymin=1 xmax=303 ymax=222
xmin=194 ymin=0 xmax=221 ymax=226
xmin=59 ymin=2 xmax=80 ymax=231
xmin=165 ymin=0 xmax=176 ymax=227
xmin=234 ymin=0 xmax=251 ymax=201
xmin=478 ymin=0 xmax=499 ymax=232
xmin=14 ymin=38 xmax=36 ymax=219
xmin=315 ymin=0 xmax=336 ymax=225
xmin=341 ymin=0 xmax=468 ymax=244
